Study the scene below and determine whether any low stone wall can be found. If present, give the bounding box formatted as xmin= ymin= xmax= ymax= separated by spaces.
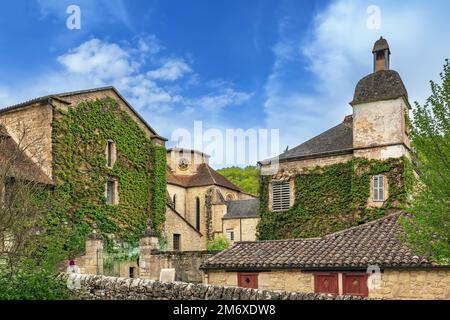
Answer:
xmin=140 ymin=250 xmax=218 ymax=283
xmin=63 ymin=274 xmax=369 ymax=300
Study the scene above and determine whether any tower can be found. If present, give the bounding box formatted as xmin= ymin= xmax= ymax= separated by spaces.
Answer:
xmin=351 ymin=37 xmax=411 ymax=160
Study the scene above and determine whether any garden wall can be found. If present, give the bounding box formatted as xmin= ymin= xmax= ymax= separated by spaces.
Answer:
xmin=63 ymin=274 xmax=368 ymax=300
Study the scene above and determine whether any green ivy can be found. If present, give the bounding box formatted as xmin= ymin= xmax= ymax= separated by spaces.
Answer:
xmin=257 ymin=157 xmax=410 ymax=240
xmin=52 ymin=97 xmax=166 ymax=253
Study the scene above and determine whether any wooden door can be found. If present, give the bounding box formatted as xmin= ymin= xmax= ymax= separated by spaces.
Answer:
xmin=238 ymin=273 xmax=258 ymax=289
xmin=342 ymin=273 xmax=368 ymax=297
xmin=314 ymin=273 xmax=339 ymax=295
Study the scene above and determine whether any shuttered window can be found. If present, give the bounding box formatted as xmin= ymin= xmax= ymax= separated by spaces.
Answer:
xmin=272 ymin=180 xmax=290 ymax=211
xmin=373 ymin=175 xmax=385 ymax=201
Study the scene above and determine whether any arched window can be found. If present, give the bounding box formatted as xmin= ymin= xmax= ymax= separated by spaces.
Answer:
xmin=195 ymin=197 xmax=200 ymax=231
xmin=173 ymin=194 xmax=176 ymax=210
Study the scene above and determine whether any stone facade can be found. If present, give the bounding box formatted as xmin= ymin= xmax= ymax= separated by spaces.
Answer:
xmin=165 ymin=206 xmax=205 ymax=251
xmin=222 ymin=217 xmax=260 ymax=243
xmin=205 ymin=269 xmax=450 ymax=300
xmin=63 ymin=273 xmax=369 ymax=300
xmin=0 ymin=103 xmax=53 ymax=178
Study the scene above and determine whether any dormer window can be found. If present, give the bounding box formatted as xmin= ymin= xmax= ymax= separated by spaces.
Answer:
xmin=106 ymin=140 xmax=116 ymax=168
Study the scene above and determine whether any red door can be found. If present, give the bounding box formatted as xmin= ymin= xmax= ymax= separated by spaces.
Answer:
xmin=238 ymin=273 xmax=258 ymax=289
xmin=342 ymin=273 xmax=368 ymax=297
xmin=314 ymin=273 xmax=339 ymax=295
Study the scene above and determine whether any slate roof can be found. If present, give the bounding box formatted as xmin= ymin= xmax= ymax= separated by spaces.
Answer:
xmin=167 ymin=164 xmax=243 ymax=192
xmin=351 ymin=70 xmax=408 ymax=105
xmin=0 ymin=125 xmax=53 ymax=185
xmin=201 ymin=213 xmax=442 ymax=270
xmin=223 ymin=199 xmax=260 ymax=219
xmin=270 ymin=116 xmax=353 ymax=163
xmin=0 ymin=86 xmax=167 ymax=141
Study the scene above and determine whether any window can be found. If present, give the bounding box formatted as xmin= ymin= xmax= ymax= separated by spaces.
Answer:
xmin=225 ymin=193 xmax=235 ymax=201
xmin=173 ymin=194 xmax=176 ymax=210
xmin=226 ymin=229 xmax=235 ymax=241
xmin=314 ymin=273 xmax=339 ymax=295
xmin=106 ymin=140 xmax=116 ymax=168
xmin=173 ymin=234 xmax=181 ymax=251
xmin=195 ymin=197 xmax=200 ymax=231
xmin=106 ymin=178 xmax=118 ymax=205
xmin=373 ymin=175 xmax=385 ymax=201
xmin=271 ymin=180 xmax=290 ymax=211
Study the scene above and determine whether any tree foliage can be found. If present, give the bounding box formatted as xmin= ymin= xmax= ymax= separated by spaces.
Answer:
xmin=206 ymin=236 xmax=231 ymax=251
xmin=400 ymin=59 xmax=450 ymax=263
xmin=217 ymin=166 xmax=259 ymax=196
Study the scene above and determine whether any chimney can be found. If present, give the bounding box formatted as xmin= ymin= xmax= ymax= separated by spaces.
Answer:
xmin=372 ymin=36 xmax=390 ymax=72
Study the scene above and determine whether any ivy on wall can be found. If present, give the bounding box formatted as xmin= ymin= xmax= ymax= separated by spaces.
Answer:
xmin=257 ymin=157 xmax=410 ymax=240
xmin=52 ymin=97 xmax=166 ymax=253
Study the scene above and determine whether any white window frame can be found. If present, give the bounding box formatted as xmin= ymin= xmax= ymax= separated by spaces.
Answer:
xmin=373 ymin=175 xmax=385 ymax=202
xmin=226 ymin=229 xmax=235 ymax=241
xmin=271 ymin=180 xmax=291 ymax=211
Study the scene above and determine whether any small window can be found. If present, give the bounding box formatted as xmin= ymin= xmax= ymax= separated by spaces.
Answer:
xmin=106 ymin=140 xmax=116 ymax=168
xmin=226 ymin=229 xmax=235 ymax=241
xmin=173 ymin=234 xmax=181 ymax=251
xmin=373 ymin=175 xmax=385 ymax=202
xmin=173 ymin=194 xmax=176 ymax=210
xmin=272 ymin=180 xmax=290 ymax=211
xmin=195 ymin=197 xmax=201 ymax=231
xmin=106 ymin=179 xmax=118 ymax=205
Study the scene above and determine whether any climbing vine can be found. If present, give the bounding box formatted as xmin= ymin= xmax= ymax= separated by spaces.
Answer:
xmin=52 ymin=97 xmax=166 ymax=253
xmin=257 ymin=157 xmax=411 ymax=240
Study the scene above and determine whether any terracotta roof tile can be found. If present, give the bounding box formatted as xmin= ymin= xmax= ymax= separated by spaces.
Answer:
xmin=201 ymin=213 xmax=441 ymax=270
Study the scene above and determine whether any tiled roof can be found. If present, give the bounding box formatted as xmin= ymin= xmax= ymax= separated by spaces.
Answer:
xmin=0 ymin=125 xmax=53 ymax=185
xmin=264 ymin=116 xmax=353 ymax=163
xmin=223 ymin=199 xmax=259 ymax=219
xmin=201 ymin=213 xmax=439 ymax=270
xmin=351 ymin=70 xmax=408 ymax=105
xmin=167 ymin=164 xmax=243 ymax=192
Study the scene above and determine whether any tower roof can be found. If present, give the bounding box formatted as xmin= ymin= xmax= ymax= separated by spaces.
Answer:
xmin=351 ymin=69 xmax=408 ymax=105
xmin=372 ymin=36 xmax=390 ymax=53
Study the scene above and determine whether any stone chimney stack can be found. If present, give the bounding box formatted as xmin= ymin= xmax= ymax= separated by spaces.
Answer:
xmin=372 ymin=36 xmax=390 ymax=72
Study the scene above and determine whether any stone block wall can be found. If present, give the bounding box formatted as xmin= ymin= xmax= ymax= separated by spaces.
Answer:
xmin=140 ymin=249 xmax=218 ymax=283
xmin=63 ymin=274 xmax=368 ymax=300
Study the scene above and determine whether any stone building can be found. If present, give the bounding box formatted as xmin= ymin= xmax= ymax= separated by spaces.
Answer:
xmin=165 ymin=148 xmax=258 ymax=251
xmin=201 ymin=37 xmax=450 ymax=299
xmin=201 ymin=213 xmax=450 ymax=299
xmin=0 ymin=87 xmax=167 ymax=255
xmin=258 ymin=37 xmax=413 ymax=239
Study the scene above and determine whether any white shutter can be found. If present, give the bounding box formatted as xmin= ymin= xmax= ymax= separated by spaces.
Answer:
xmin=272 ymin=180 xmax=291 ymax=211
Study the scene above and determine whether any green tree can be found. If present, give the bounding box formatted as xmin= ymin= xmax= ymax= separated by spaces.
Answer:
xmin=400 ymin=59 xmax=450 ymax=263
xmin=217 ymin=166 xmax=259 ymax=196
xmin=206 ymin=236 xmax=231 ymax=251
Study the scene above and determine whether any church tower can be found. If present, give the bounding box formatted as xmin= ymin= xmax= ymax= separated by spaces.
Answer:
xmin=351 ymin=37 xmax=411 ymax=160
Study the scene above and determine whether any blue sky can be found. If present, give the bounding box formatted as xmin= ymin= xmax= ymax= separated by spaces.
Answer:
xmin=1 ymin=0 xmax=449 ymax=167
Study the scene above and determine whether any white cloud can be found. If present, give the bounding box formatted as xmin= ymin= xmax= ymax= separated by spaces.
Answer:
xmin=193 ymin=89 xmax=253 ymax=112
xmin=147 ymin=59 xmax=192 ymax=81
xmin=57 ymin=39 xmax=138 ymax=80
xmin=264 ymin=0 xmax=450 ymax=153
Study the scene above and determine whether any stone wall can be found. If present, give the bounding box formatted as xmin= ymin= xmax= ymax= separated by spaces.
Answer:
xmin=0 ymin=103 xmax=54 ymax=178
xmin=222 ymin=217 xmax=260 ymax=243
xmin=165 ymin=206 xmax=205 ymax=251
xmin=63 ymin=274 xmax=368 ymax=300
xmin=370 ymin=270 xmax=450 ymax=300
xmin=140 ymin=249 xmax=217 ymax=283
